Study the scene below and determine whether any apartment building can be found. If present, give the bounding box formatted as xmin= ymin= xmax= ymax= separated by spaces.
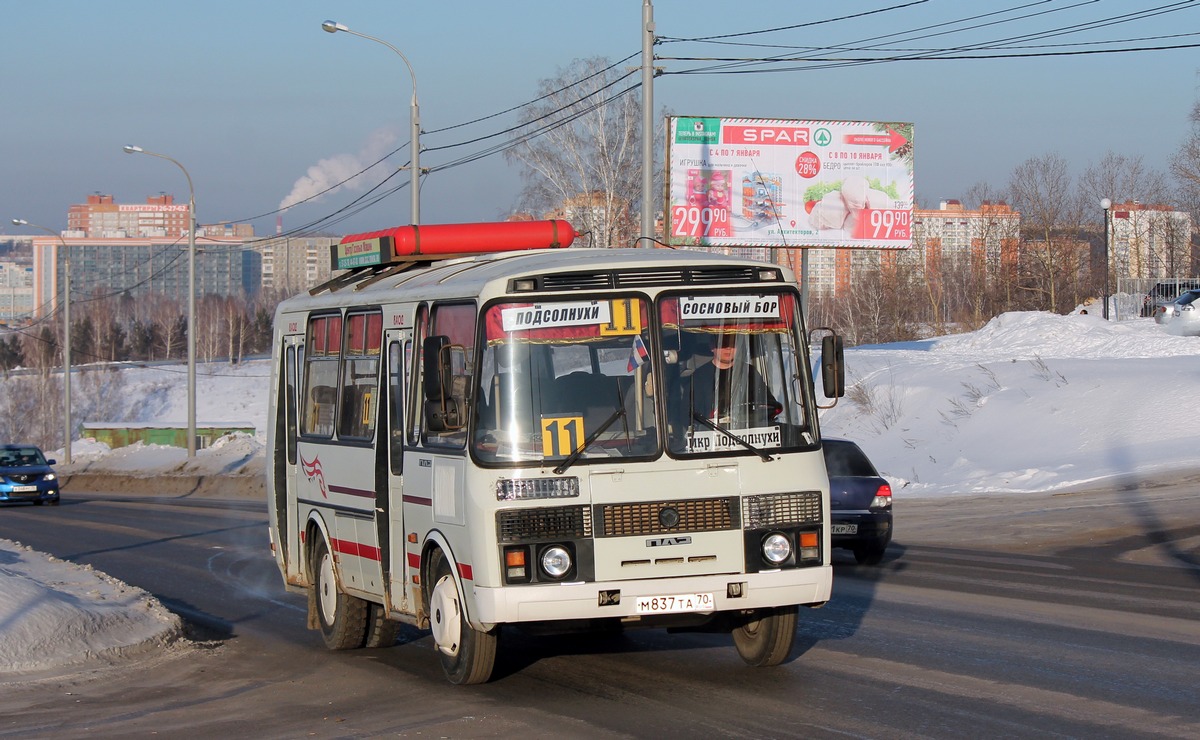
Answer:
xmin=67 ymin=193 xmax=254 ymax=240
xmin=253 ymin=234 xmax=341 ymax=294
xmin=28 ymin=234 xmax=261 ymax=322
xmin=1104 ymin=201 xmax=1193 ymax=280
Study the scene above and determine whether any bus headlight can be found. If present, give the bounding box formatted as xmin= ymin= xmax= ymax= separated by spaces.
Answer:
xmin=539 ymin=545 xmax=573 ymax=580
xmin=761 ymin=533 xmax=792 ymax=565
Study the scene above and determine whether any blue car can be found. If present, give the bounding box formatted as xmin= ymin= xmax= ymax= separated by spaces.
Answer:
xmin=823 ymin=438 xmax=892 ymax=565
xmin=0 ymin=444 xmax=61 ymax=506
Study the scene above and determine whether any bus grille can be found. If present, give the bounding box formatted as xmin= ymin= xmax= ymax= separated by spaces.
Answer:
xmin=496 ymin=505 xmax=592 ymax=543
xmin=743 ymin=491 xmax=823 ymax=529
xmin=595 ymin=497 xmax=739 ymax=538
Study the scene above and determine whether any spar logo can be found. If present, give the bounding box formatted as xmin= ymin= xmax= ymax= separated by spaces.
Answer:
xmin=723 ymin=125 xmax=810 ymax=146
xmin=300 ymin=452 xmax=328 ymax=498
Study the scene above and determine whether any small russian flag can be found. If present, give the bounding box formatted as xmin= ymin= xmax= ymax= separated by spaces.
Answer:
xmin=627 ymin=334 xmax=650 ymax=373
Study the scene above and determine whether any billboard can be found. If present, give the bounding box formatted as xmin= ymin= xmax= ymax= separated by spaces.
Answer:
xmin=666 ymin=117 xmax=914 ymax=249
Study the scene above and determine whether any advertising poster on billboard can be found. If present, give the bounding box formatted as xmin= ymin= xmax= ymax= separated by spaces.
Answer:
xmin=666 ymin=117 xmax=914 ymax=249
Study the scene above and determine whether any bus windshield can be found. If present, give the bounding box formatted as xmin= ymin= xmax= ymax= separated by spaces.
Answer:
xmin=473 ymin=297 xmax=658 ymax=465
xmin=657 ymin=292 xmax=812 ymax=457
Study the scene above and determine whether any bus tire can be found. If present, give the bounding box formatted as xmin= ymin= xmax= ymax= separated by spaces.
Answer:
xmin=428 ymin=549 xmax=497 ymax=685
xmin=313 ymin=538 xmax=368 ymax=650
xmin=732 ymin=605 xmax=798 ymax=667
xmin=363 ymin=602 xmax=401 ymax=648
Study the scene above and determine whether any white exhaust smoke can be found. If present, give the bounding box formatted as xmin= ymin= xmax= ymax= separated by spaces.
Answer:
xmin=279 ymin=127 xmax=400 ymax=210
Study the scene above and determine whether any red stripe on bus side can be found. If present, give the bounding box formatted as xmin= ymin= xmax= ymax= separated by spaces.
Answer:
xmin=328 ymin=485 xmax=375 ymax=499
xmin=330 ymin=538 xmax=381 ymax=562
xmin=403 ymin=552 xmax=471 ymax=581
xmin=403 ymin=495 xmax=432 ymax=506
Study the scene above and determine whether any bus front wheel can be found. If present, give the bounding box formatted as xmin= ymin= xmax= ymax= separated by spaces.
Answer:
xmin=731 ymin=605 xmax=798 ymax=667
xmin=313 ymin=538 xmax=368 ymax=650
xmin=428 ymin=549 xmax=497 ymax=685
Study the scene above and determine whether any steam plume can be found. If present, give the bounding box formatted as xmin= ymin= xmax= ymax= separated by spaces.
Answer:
xmin=279 ymin=128 xmax=399 ymax=210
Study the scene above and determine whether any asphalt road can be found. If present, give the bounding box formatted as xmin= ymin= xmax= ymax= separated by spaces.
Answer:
xmin=0 ymin=478 xmax=1197 ymax=739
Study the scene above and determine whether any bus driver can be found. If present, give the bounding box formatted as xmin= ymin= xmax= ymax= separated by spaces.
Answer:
xmin=679 ymin=332 xmax=779 ymax=425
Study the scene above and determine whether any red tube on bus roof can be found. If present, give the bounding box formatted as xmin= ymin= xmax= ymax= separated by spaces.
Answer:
xmin=340 ymin=219 xmax=575 ymax=260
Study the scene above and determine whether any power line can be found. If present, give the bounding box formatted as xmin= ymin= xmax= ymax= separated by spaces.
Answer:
xmin=656 ymin=0 xmax=932 ymax=43
xmin=660 ymin=0 xmax=1200 ymax=75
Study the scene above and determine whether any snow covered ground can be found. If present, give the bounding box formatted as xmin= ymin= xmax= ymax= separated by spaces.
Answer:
xmin=4 ymin=310 xmax=1199 ymax=678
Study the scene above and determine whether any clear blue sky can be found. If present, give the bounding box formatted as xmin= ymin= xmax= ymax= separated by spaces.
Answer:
xmin=3 ymin=0 xmax=1199 ymax=239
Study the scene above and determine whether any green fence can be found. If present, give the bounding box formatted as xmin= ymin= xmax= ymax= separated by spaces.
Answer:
xmin=82 ymin=423 xmax=256 ymax=450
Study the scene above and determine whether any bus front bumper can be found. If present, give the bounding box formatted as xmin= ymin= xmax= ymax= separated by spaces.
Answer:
xmin=470 ymin=565 xmax=832 ymax=627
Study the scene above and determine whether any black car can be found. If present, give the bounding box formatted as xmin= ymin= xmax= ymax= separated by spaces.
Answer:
xmin=0 ymin=444 xmax=61 ymax=506
xmin=823 ymin=438 xmax=891 ymax=564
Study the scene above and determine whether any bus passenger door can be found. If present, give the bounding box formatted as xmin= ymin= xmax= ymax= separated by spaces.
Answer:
xmin=275 ymin=334 xmax=305 ymax=584
xmin=379 ymin=329 xmax=413 ymax=616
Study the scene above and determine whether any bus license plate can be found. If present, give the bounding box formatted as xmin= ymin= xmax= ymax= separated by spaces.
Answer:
xmin=635 ymin=592 xmax=714 ymax=615
xmin=831 ymin=523 xmax=858 ymax=535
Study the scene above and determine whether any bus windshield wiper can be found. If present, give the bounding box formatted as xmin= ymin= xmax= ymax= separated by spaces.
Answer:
xmin=691 ymin=413 xmax=775 ymax=462
xmin=553 ymin=407 xmax=626 ymax=474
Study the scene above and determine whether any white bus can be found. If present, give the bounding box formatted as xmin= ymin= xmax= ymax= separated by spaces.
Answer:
xmin=266 ymin=220 xmax=845 ymax=684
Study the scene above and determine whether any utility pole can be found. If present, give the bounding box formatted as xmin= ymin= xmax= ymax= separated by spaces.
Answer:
xmin=640 ymin=0 xmax=655 ymax=247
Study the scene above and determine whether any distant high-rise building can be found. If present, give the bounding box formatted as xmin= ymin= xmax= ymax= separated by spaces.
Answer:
xmin=252 ymin=234 xmax=341 ymax=294
xmin=67 ymin=193 xmax=254 ymax=239
xmin=28 ymin=234 xmax=261 ymax=322
xmin=906 ymin=199 xmax=1022 ymax=281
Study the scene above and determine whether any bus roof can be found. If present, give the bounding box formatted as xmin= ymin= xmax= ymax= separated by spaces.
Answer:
xmin=277 ymin=247 xmax=795 ymax=314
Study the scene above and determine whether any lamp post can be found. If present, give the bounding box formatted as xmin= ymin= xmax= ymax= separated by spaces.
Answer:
xmin=1100 ymin=198 xmax=1112 ymax=320
xmin=322 ymin=19 xmax=421 ymax=225
xmin=122 ymin=145 xmax=197 ymax=457
xmin=11 ymin=218 xmax=71 ymax=463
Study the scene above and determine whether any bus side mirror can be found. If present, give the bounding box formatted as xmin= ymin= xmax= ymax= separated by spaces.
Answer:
xmin=821 ymin=334 xmax=845 ymax=398
xmin=423 ymin=335 xmax=468 ymax=432
xmin=423 ymin=336 xmax=450 ymax=401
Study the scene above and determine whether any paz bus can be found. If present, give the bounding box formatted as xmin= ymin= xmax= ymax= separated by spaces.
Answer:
xmin=266 ymin=219 xmax=845 ymax=684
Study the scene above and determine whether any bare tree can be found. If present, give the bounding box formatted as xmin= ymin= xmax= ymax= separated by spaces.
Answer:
xmin=1171 ymin=98 xmax=1200 ymax=206
xmin=505 ymin=57 xmax=643 ymax=247
xmin=1170 ymin=98 xmax=1200 ymax=276
xmin=8 ymin=328 xmax=62 ymax=449
xmin=1008 ymin=154 xmax=1086 ymax=311
xmin=221 ymin=297 xmax=249 ymax=364
xmin=196 ymin=295 xmax=225 ymax=364
xmin=1080 ymin=151 xmax=1171 ymax=208
xmin=148 ymin=294 xmax=184 ymax=360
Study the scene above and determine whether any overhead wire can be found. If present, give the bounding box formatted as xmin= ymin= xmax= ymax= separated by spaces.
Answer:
xmin=658 ymin=0 xmax=1200 ymax=74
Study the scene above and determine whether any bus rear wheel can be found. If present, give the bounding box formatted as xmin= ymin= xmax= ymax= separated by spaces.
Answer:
xmin=313 ymin=538 xmax=368 ymax=650
xmin=428 ymin=549 xmax=497 ymax=685
xmin=732 ymin=605 xmax=798 ymax=667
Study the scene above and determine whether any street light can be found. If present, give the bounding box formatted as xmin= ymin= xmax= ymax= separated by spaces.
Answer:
xmin=322 ymin=19 xmax=421 ymax=225
xmin=1101 ymin=198 xmax=1112 ymax=320
xmin=11 ymin=218 xmax=72 ymax=464
xmin=122 ymin=145 xmax=197 ymax=457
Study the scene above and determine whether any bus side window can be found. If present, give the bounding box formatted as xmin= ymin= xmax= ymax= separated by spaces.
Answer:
xmin=301 ymin=314 xmax=341 ymax=438
xmin=308 ymin=385 xmax=336 ymax=436
xmin=408 ymin=307 xmax=428 ymax=446
xmin=387 ymin=340 xmax=405 ymax=473
xmin=285 ymin=344 xmax=297 ymax=464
